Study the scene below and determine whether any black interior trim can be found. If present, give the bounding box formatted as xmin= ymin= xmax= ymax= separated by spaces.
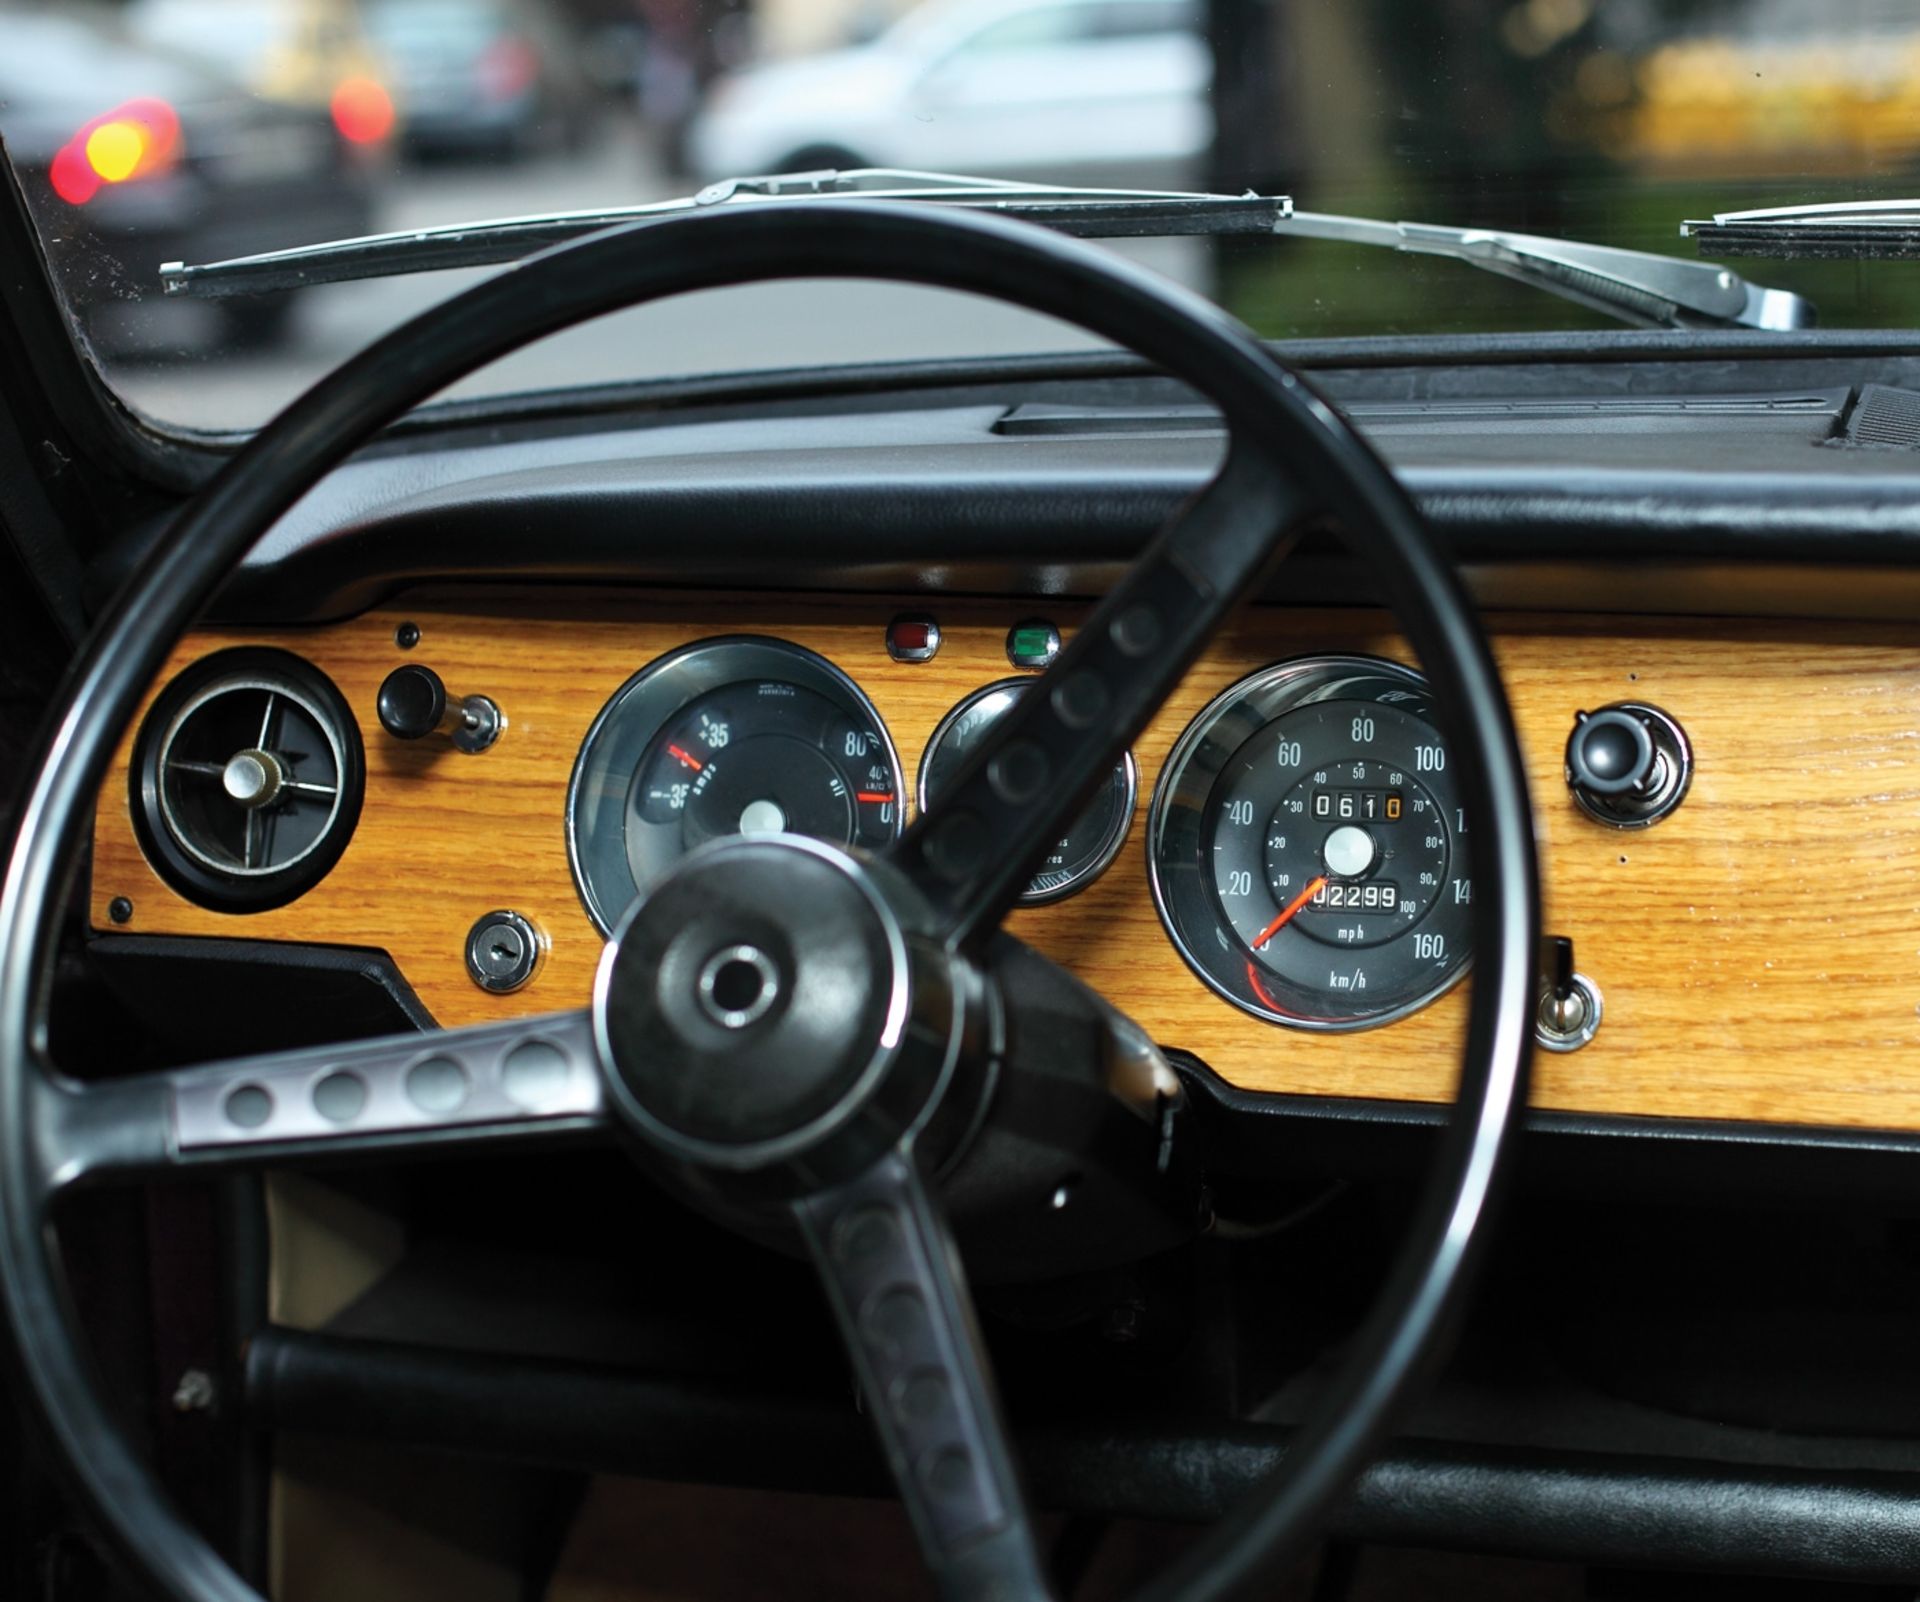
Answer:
xmin=1176 ymin=1054 xmax=1920 ymax=1203
xmin=74 ymin=935 xmax=433 ymax=1065
xmin=0 ymin=145 xmax=206 ymax=497
xmin=81 ymin=366 xmax=1920 ymax=623
xmin=245 ymin=1325 xmax=1920 ymax=1585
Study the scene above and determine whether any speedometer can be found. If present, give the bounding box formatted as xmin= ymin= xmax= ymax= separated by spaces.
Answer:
xmin=567 ymin=638 xmax=904 ymax=934
xmin=1147 ymin=656 xmax=1472 ymax=1031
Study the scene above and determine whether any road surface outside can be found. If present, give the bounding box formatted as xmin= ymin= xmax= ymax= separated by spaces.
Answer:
xmin=105 ymin=121 xmax=1205 ymax=432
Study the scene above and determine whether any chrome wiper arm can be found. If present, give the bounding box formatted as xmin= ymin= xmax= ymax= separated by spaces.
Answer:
xmin=157 ymin=167 xmax=1814 ymax=334
xmin=1285 ymin=211 xmax=1814 ymax=332
xmin=159 ymin=169 xmax=1292 ymax=300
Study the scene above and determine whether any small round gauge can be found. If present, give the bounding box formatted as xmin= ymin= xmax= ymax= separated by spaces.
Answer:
xmin=1148 ymin=656 xmax=1472 ymax=1031
xmin=568 ymin=638 xmax=904 ymax=933
xmin=918 ymin=679 xmax=1136 ymax=905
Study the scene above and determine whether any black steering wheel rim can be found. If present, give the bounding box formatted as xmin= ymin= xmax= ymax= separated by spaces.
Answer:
xmin=0 ymin=201 xmax=1536 ymax=1602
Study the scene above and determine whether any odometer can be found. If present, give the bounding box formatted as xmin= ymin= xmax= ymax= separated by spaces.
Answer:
xmin=1148 ymin=656 xmax=1471 ymax=1031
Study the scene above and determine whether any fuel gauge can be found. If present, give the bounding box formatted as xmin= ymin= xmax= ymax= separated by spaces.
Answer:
xmin=918 ymin=679 xmax=1136 ymax=906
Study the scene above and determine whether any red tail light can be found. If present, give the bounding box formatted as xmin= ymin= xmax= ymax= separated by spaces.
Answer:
xmin=50 ymin=98 xmax=181 ymax=206
xmin=476 ymin=36 xmax=539 ymax=103
xmin=330 ymin=75 xmax=395 ymax=145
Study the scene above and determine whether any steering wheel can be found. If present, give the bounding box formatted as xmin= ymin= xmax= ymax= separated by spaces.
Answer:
xmin=0 ymin=202 xmax=1536 ymax=1602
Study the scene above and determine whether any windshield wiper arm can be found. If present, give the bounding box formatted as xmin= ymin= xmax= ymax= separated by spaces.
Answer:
xmin=157 ymin=166 xmax=1813 ymax=333
xmin=158 ymin=169 xmax=1291 ymax=300
xmin=1283 ymin=212 xmax=1813 ymax=332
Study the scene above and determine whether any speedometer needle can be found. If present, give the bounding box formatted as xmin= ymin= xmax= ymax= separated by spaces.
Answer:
xmin=1252 ymin=875 xmax=1327 ymax=950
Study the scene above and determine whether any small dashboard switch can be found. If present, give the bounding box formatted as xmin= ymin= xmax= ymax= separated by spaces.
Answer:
xmin=1535 ymin=934 xmax=1603 ymax=1052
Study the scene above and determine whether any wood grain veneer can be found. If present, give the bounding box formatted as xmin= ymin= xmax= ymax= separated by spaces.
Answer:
xmin=88 ymin=591 xmax=1920 ymax=1131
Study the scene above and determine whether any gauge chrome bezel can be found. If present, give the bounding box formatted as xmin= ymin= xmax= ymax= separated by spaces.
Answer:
xmin=566 ymin=636 xmax=906 ymax=935
xmin=916 ymin=677 xmax=1137 ymax=907
xmin=1146 ymin=653 xmax=1473 ymax=1033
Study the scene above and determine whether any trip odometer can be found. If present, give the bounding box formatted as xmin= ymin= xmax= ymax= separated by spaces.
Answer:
xmin=1148 ymin=656 xmax=1471 ymax=1031
xmin=568 ymin=638 xmax=904 ymax=934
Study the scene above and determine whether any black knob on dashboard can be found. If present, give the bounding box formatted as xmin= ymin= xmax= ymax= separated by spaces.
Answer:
xmin=1563 ymin=700 xmax=1691 ymax=829
xmin=378 ymin=664 xmax=447 ymax=740
xmin=1566 ymin=708 xmax=1654 ymax=797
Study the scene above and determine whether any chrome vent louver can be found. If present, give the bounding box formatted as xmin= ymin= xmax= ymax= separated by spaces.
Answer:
xmin=132 ymin=650 xmax=364 ymax=912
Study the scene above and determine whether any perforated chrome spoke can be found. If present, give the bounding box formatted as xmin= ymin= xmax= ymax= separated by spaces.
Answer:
xmin=164 ymin=758 xmax=227 ymax=780
xmin=282 ymin=780 xmax=339 ymax=801
xmin=29 ymin=1011 xmax=608 ymax=1194
xmin=255 ymin=688 xmax=278 ymax=750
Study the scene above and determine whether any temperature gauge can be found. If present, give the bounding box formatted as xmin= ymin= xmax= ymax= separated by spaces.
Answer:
xmin=568 ymin=638 xmax=904 ymax=933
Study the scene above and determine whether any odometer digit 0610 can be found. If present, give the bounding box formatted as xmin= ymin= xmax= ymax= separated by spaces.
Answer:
xmin=1147 ymin=656 xmax=1471 ymax=1031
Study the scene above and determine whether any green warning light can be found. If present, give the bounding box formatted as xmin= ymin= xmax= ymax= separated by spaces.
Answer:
xmin=1006 ymin=621 xmax=1060 ymax=669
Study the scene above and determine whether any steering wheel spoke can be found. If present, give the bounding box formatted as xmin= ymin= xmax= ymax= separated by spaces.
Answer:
xmin=890 ymin=447 xmax=1308 ymax=948
xmin=796 ymin=1145 xmax=1049 ymax=1602
xmin=29 ymin=1010 xmax=606 ymax=1196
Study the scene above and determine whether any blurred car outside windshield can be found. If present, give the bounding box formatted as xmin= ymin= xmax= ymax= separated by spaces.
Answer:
xmin=8 ymin=0 xmax=1920 ymax=434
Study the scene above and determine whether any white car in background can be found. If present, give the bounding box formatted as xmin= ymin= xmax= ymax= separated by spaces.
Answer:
xmin=686 ymin=0 xmax=1211 ymax=189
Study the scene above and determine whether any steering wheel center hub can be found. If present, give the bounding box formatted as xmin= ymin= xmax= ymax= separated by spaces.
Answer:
xmin=593 ymin=835 xmax=912 ymax=1160
xmin=696 ymin=943 xmax=782 ymax=1029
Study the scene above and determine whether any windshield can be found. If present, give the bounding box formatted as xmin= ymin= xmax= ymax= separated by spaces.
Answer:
xmin=7 ymin=0 xmax=1920 ymax=432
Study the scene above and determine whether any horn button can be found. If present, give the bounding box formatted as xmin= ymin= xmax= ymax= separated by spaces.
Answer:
xmin=594 ymin=837 xmax=912 ymax=1154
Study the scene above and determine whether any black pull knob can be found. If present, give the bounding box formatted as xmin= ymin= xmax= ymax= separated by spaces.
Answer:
xmin=378 ymin=665 xmax=448 ymax=740
xmin=1566 ymin=708 xmax=1654 ymax=797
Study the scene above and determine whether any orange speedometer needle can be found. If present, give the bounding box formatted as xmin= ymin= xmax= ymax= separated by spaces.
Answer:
xmin=1252 ymin=875 xmax=1327 ymax=950
xmin=666 ymin=743 xmax=704 ymax=772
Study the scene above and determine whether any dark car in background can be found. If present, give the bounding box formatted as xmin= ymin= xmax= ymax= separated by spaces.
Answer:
xmin=0 ymin=5 xmax=376 ymax=351
xmin=363 ymin=0 xmax=592 ymax=159
xmin=124 ymin=0 xmax=401 ymax=153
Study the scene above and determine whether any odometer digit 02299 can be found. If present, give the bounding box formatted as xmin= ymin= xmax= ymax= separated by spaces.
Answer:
xmin=1147 ymin=656 xmax=1472 ymax=1031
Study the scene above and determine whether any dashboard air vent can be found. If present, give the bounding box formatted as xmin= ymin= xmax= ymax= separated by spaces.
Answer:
xmin=131 ymin=649 xmax=364 ymax=912
xmin=1845 ymin=384 xmax=1920 ymax=449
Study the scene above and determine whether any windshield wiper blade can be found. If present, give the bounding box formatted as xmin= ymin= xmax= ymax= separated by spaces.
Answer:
xmin=1683 ymin=200 xmax=1920 ymax=262
xmin=158 ymin=169 xmax=1292 ymax=300
xmin=1283 ymin=212 xmax=1813 ymax=332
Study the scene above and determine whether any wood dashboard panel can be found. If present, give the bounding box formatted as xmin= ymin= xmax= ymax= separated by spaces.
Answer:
xmin=89 ymin=591 xmax=1920 ymax=1131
